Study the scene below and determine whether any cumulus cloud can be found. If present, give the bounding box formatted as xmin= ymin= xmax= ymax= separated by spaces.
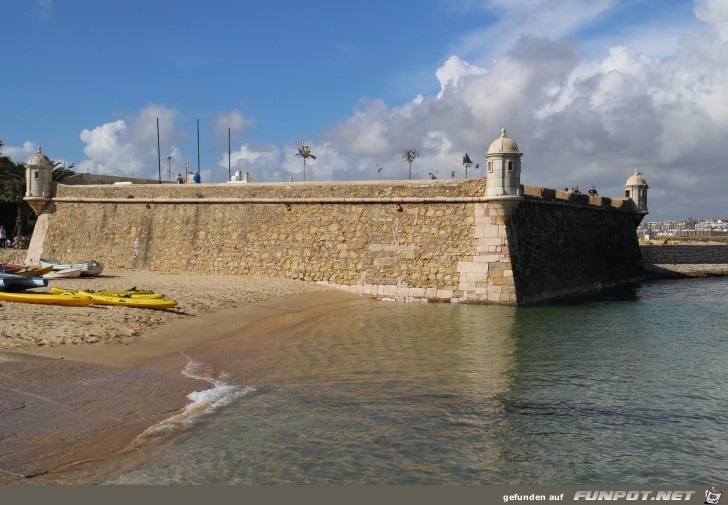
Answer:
xmin=695 ymin=0 xmax=728 ymax=41
xmin=76 ymin=104 xmax=184 ymax=180
xmin=456 ymin=0 xmax=617 ymax=65
xmin=435 ymin=55 xmax=487 ymax=98
xmin=212 ymin=109 xmax=255 ymax=154
xmin=272 ymin=1 xmax=728 ymax=219
xmin=214 ymin=109 xmax=253 ymax=138
xmin=1 ymin=141 xmax=78 ymax=170
xmin=2 ymin=141 xmax=38 ymax=164
xmin=218 ymin=142 xmax=285 ymax=181
xmin=70 ymin=0 xmax=728 ymax=219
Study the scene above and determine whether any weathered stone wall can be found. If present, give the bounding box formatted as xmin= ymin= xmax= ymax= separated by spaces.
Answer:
xmin=27 ymin=178 xmax=645 ymax=305
xmin=37 ymin=179 xmax=488 ymax=303
xmin=641 ymin=245 xmax=728 ymax=264
xmin=509 ymin=186 xmax=644 ymax=304
xmin=0 ymin=249 xmax=28 ymax=265
xmin=509 ymin=203 xmax=644 ymax=303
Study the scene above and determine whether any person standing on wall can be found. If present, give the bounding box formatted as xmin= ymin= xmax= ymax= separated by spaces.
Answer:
xmin=176 ymin=172 xmax=185 ymax=184
xmin=193 ymin=170 xmax=201 ymax=184
xmin=0 ymin=225 xmax=6 ymax=249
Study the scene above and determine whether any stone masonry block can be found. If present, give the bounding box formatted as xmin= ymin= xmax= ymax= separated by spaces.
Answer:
xmin=408 ymin=287 xmax=426 ymax=297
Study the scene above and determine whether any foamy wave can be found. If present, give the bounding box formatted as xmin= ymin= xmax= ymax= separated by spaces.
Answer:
xmin=131 ymin=354 xmax=255 ymax=445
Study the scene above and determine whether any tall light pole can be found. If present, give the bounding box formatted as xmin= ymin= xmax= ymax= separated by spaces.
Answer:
xmin=402 ymin=148 xmax=419 ymax=180
xmin=156 ymin=117 xmax=161 ymax=184
xmin=196 ymin=119 xmax=201 ymax=176
xmin=165 ymin=155 xmax=172 ymax=181
xmin=296 ymin=142 xmax=316 ymax=181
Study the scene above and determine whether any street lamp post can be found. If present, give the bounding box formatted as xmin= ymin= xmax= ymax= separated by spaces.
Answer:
xmin=461 ymin=153 xmax=479 ymax=179
xmin=295 ymin=142 xmax=317 ymax=181
xmin=402 ymin=148 xmax=419 ymax=180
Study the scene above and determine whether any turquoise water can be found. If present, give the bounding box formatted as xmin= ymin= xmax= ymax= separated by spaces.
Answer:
xmin=107 ymin=277 xmax=728 ymax=484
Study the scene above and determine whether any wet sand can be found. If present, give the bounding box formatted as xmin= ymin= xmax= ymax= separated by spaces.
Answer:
xmin=0 ymin=269 xmax=370 ymax=484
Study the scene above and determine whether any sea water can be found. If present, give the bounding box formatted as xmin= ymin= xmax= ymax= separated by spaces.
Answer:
xmin=107 ymin=277 xmax=728 ymax=484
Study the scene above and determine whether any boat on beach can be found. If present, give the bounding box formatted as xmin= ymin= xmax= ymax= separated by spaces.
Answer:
xmin=0 ymin=272 xmax=49 ymax=290
xmin=1 ymin=263 xmax=54 ymax=276
xmin=40 ymin=258 xmax=104 ymax=277
xmin=0 ymin=263 xmax=26 ymax=273
xmin=42 ymin=266 xmax=84 ymax=279
xmin=51 ymin=287 xmax=165 ymax=299
xmin=79 ymin=291 xmax=177 ymax=309
xmin=13 ymin=265 xmax=53 ymax=277
xmin=53 ymin=288 xmax=178 ymax=309
xmin=0 ymin=291 xmax=93 ymax=306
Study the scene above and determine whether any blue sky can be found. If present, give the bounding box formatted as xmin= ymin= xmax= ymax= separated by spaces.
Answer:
xmin=2 ymin=0 xmax=727 ymax=221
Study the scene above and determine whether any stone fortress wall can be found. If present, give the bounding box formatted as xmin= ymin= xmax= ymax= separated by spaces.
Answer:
xmin=24 ymin=130 xmax=648 ymax=306
xmin=510 ymin=186 xmax=643 ymax=305
xmin=641 ymin=245 xmax=728 ymax=264
xmin=26 ymin=177 xmax=645 ymax=306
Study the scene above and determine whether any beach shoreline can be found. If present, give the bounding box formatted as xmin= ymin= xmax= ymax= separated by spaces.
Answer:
xmin=0 ymin=269 xmax=370 ymax=484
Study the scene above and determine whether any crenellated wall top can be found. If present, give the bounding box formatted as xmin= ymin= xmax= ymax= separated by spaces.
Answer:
xmin=48 ymin=178 xmax=638 ymax=214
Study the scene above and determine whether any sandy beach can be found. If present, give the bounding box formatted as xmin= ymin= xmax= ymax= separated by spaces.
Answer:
xmin=0 ymin=269 xmax=370 ymax=484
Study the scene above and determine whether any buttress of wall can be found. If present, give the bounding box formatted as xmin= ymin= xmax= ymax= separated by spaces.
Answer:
xmin=507 ymin=200 xmax=644 ymax=304
xmin=40 ymin=199 xmax=478 ymax=299
xmin=455 ymin=202 xmax=517 ymax=304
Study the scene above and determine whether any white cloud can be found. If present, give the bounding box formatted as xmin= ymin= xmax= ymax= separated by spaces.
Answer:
xmin=435 ymin=55 xmax=487 ymax=98
xmin=3 ymin=141 xmax=38 ymax=164
xmin=456 ymin=0 xmax=617 ymax=65
xmin=69 ymin=0 xmax=728 ymax=220
xmin=214 ymin=109 xmax=253 ymax=138
xmin=219 ymin=143 xmax=286 ymax=181
xmin=77 ymin=104 xmax=184 ymax=180
xmin=1 ymin=141 xmax=78 ymax=170
xmin=300 ymin=1 xmax=728 ymax=219
xmin=695 ymin=0 xmax=728 ymax=41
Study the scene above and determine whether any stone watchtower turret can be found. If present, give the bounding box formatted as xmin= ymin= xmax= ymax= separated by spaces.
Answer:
xmin=624 ymin=169 xmax=649 ymax=224
xmin=484 ymin=128 xmax=523 ymax=197
xmin=24 ymin=146 xmax=54 ymax=215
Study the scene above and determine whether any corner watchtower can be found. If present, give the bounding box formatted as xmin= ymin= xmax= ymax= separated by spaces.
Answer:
xmin=484 ymin=128 xmax=523 ymax=197
xmin=624 ymin=169 xmax=649 ymax=225
xmin=24 ymin=146 xmax=54 ymax=215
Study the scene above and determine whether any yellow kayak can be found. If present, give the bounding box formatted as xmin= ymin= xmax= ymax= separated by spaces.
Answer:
xmin=0 ymin=291 xmax=93 ymax=306
xmin=76 ymin=290 xmax=178 ymax=310
xmin=51 ymin=287 xmax=165 ymax=299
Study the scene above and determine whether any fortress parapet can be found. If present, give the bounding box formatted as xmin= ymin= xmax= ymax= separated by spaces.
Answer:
xmin=25 ymin=130 xmax=646 ymax=305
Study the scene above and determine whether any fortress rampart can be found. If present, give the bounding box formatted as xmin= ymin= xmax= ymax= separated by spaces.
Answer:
xmin=25 ymin=178 xmax=646 ymax=306
xmin=640 ymin=245 xmax=728 ymax=264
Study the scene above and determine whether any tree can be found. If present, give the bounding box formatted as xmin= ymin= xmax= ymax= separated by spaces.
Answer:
xmin=0 ymin=139 xmax=76 ymax=239
xmin=0 ymin=139 xmax=8 ymax=165
xmin=52 ymin=160 xmax=76 ymax=181
xmin=0 ymin=140 xmax=27 ymax=236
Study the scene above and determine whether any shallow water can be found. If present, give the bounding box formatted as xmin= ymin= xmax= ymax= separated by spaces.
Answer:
xmin=106 ymin=277 xmax=728 ymax=484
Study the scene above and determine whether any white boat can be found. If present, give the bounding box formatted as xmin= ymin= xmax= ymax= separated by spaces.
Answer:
xmin=42 ymin=266 xmax=84 ymax=279
xmin=40 ymin=258 xmax=104 ymax=277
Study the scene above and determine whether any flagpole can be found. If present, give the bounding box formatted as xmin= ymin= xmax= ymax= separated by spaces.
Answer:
xmin=156 ymin=117 xmax=161 ymax=183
